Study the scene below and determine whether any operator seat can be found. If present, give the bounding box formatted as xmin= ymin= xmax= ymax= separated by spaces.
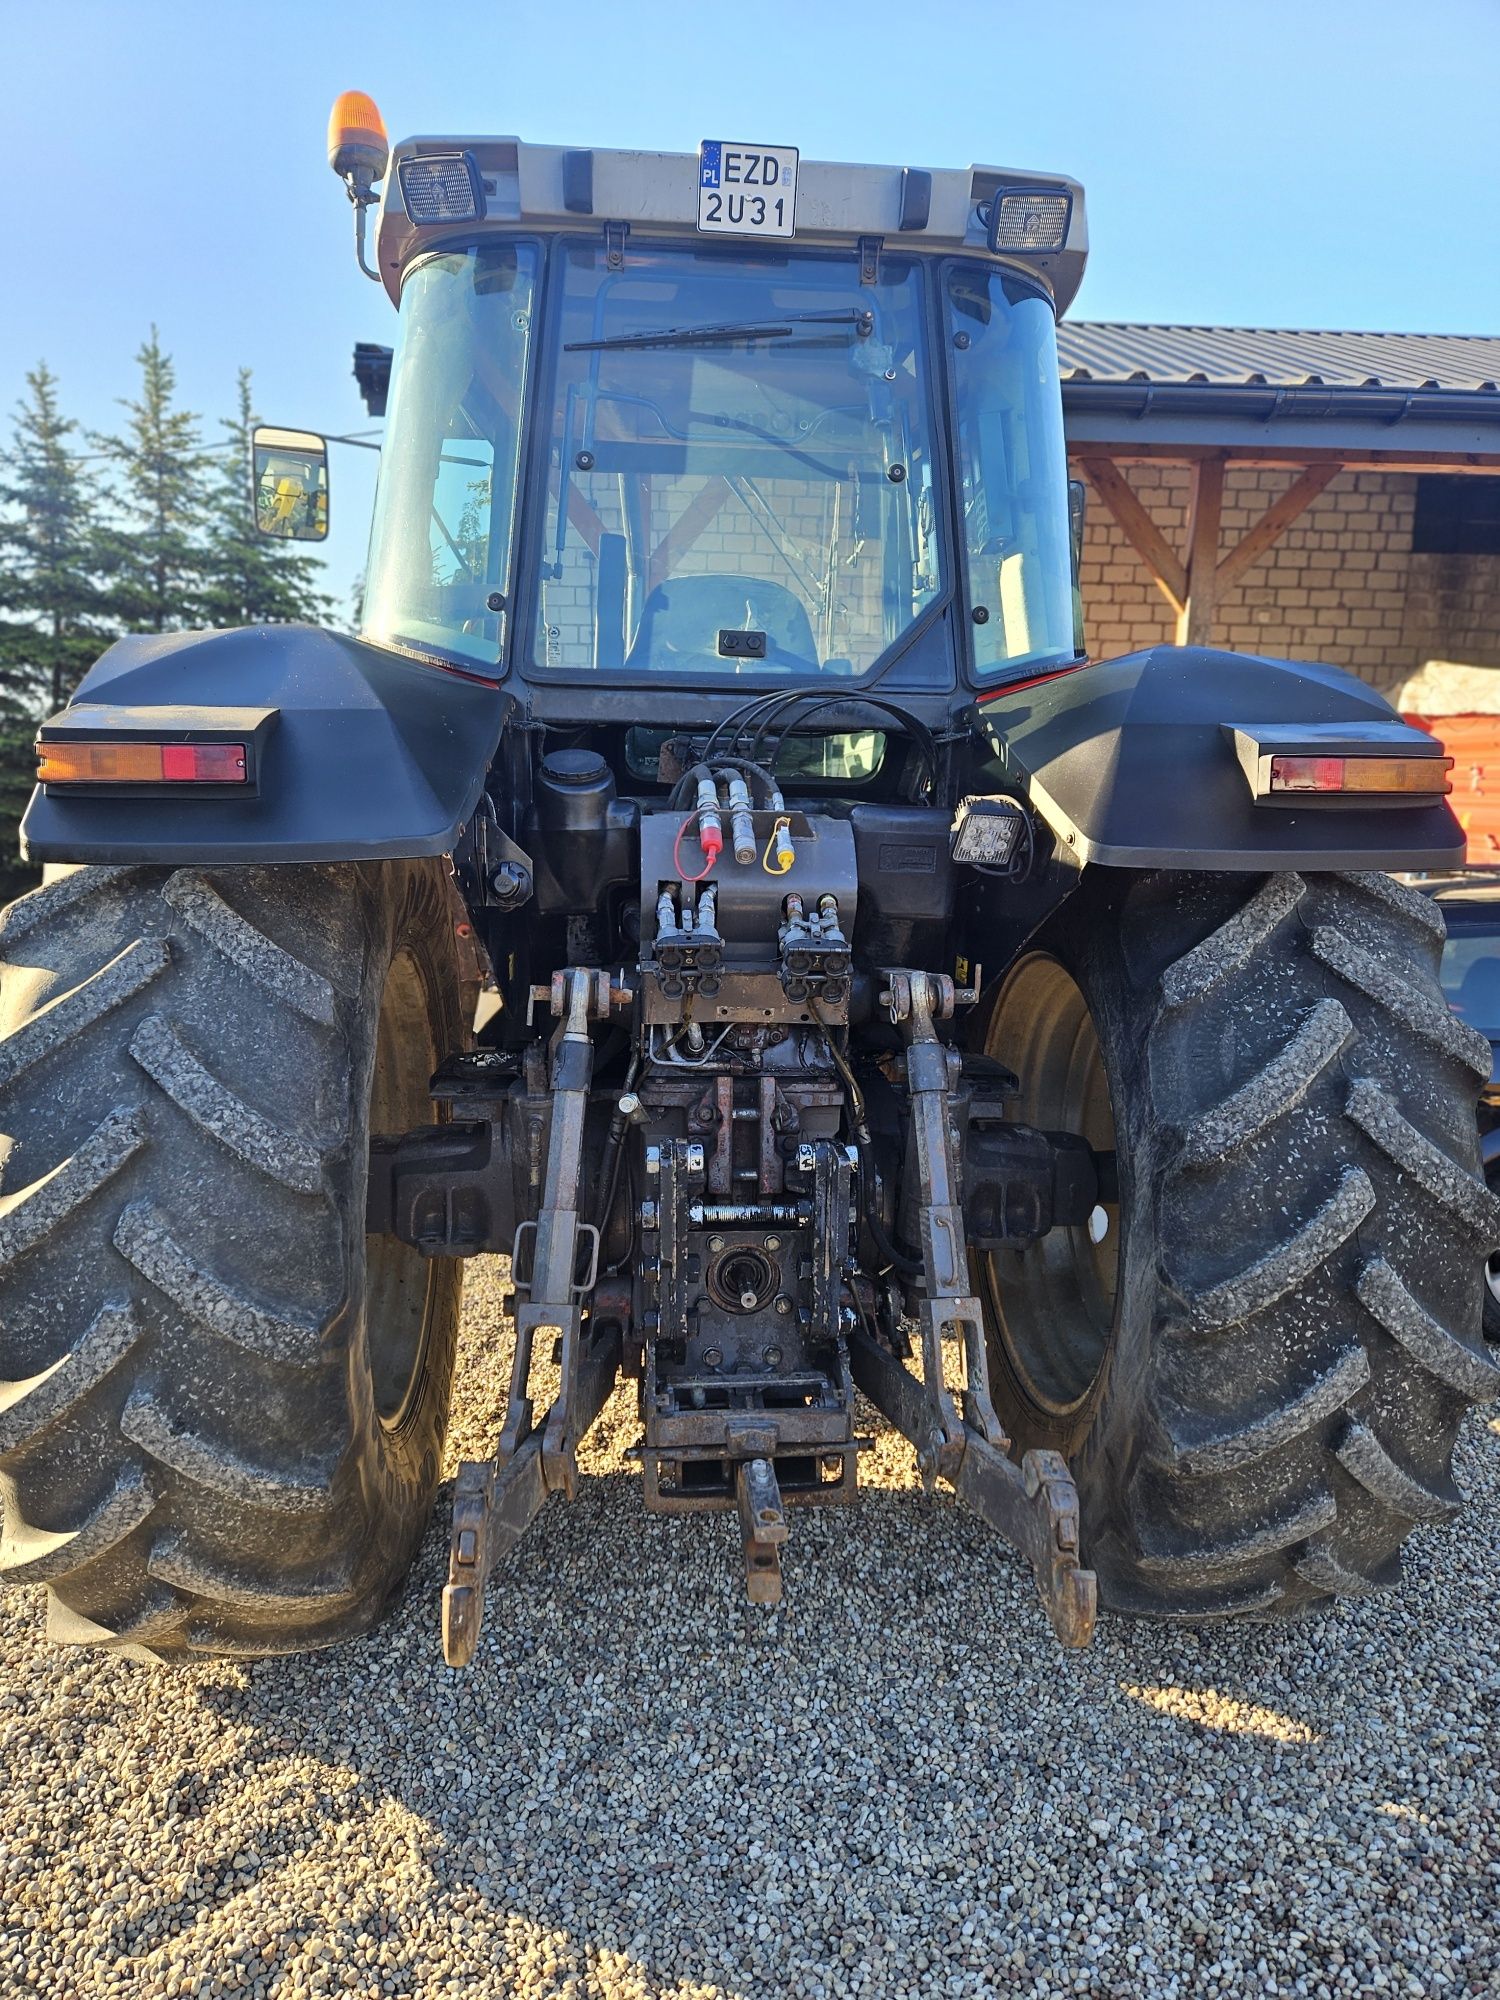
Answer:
xmin=625 ymin=573 xmax=819 ymax=671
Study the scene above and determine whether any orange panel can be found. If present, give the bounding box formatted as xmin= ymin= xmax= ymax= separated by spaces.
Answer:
xmin=1404 ymin=713 xmax=1500 ymax=864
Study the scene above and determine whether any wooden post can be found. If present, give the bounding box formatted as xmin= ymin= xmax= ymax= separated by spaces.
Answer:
xmin=1073 ymin=450 xmax=1347 ymax=653
xmin=1078 ymin=457 xmax=1186 ymax=615
xmin=1175 ymin=456 xmax=1225 ymax=647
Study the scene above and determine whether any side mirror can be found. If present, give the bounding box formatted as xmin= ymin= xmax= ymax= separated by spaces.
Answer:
xmin=251 ymin=426 xmax=330 ymax=541
xmin=1067 ymin=476 xmax=1087 ymax=653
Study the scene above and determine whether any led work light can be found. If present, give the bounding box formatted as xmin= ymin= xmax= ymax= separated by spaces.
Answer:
xmin=987 ymin=189 xmax=1072 ymax=254
xmin=951 ymin=796 xmax=1027 ymax=865
xmin=398 ymin=152 xmax=486 ymax=225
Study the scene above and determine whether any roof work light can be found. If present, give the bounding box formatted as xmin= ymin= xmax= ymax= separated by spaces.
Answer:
xmin=397 ymin=152 xmax=486 ymax=225
xmin=986 ymin=188 xmax=1073 ymax=255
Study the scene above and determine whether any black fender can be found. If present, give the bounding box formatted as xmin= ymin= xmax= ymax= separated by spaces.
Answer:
xmin=976 ymin=647 xmax=1465 ymax=872
xmin=20 ymin=625 xmax=510 ymax=866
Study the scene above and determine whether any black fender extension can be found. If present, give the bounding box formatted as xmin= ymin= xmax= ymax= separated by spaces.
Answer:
xmin=976 ymin=646 xmax=1465 ymax=873
xmin=21 ymin=624 xmax=511 ymax=866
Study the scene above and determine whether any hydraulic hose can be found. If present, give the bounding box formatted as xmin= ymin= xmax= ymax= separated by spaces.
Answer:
xmin=595 ymin=1051 xmax=642 ymax=1271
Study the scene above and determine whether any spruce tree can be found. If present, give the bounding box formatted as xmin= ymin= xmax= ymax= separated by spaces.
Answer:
xmin=201 ymin=369 xmax=332 ymax=627
xmin=0 ymin=701 xmax=40 ymax=902
xmin=0 ymin=363 xmax=116 ymax=711
xmin=92 ymin=327 xmax=211 ymax=632
xmin=0 ymin=365 xmax=117 ymax=897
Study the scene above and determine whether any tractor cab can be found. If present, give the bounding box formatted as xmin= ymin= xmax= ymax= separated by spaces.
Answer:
xmin=329 ymin=113 xmax=1087 ymax=704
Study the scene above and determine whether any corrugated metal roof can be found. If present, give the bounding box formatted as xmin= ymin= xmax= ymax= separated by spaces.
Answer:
xmin=1058 ymin=324 xmax=1500 ymax=394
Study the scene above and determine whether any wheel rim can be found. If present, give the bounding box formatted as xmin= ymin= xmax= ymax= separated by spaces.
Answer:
xmin=980 ymin=952 xmax=1120 ymax=1419
xmin=365 ymin=948 xmax=439 ymax=1432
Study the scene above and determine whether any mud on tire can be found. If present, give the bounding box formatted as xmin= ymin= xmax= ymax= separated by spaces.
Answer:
xmin=982 ymin=868 xmax=1500 ymax=1621
xmin=0 ymin=860 xmax=467 ymax=1660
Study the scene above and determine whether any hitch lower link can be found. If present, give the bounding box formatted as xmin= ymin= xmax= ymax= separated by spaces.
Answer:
xmin=442 ymin=967 xmax=624 ymax=1668
xmin=849 ymin=971 xmax=1098 ymax=1649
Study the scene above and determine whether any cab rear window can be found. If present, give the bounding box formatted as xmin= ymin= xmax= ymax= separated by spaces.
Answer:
xmin=623 ymin=727 xmax=885 ymax=785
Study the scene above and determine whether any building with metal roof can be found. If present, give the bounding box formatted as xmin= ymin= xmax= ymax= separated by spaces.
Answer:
xmin=1057 ymin=324 xmax=1500 ymax=863
xmin=1060 ymin=324 xmax=1500 ymax=469
xmin=1054 ymin=323 xmax=1500 ymax=670
xmin=1060 ymin=324 xmax=1500 ymax=393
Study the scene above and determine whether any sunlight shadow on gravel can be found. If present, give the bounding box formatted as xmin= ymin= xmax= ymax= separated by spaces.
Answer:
xmin=1120 ymin=1683 xmax=1321 ymax=1743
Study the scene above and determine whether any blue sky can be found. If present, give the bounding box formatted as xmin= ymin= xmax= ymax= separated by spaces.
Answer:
xmin=4 ymin=0 xmax=1498 ymax=606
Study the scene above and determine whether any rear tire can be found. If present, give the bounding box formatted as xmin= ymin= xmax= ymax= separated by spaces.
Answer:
xmin=0 ymin=860 xmax=466 ymax=1659
xmin=979 ymin=868 xmax=1500 ymax=1621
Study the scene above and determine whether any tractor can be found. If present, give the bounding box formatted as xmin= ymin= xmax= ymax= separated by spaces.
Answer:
xmin=1 ymin=96 xmax=1495 ymax=1664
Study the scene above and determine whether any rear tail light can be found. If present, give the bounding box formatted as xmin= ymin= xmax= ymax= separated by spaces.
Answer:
xmin=37 ymin=740 xmax=249 ymax=786
xmin=1229 ymin=724 xmax=1454 ymax=806
xmin=1268 ymin=754 xmax=1452 ymax=797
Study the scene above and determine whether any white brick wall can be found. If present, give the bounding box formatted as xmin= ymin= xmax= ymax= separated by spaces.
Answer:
xmin=1078 ymin=464 xmax=1500 ymax=698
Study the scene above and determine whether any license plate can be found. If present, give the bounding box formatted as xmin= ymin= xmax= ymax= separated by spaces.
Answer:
xmin=697 ymin=140 xmax=798 ymax=238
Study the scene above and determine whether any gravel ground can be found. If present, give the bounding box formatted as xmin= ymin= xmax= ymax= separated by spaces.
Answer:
xmin=2 ymin=1256 xmax=1497 ymax=2000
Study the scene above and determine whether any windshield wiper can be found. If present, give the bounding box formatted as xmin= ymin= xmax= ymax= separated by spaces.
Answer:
xmin=564 ymin=309 xmax=874 ymax=354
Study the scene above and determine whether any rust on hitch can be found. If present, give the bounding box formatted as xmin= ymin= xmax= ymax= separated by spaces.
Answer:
xmin=737 ymin=1456 xmax=788 ymax=1605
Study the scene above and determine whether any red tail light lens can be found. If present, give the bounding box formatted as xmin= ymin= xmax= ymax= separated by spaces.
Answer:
xmin=159 ymin=744 xmax=248 ymax=782
xmin=1270 ymin=755 xmax=1347 ymax=792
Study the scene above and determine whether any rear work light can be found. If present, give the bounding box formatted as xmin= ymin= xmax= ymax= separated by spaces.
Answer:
xmin=951 ymin=796 xmax=1027 ymax=865
xmin=398 ymin=151 xmax=485 ymax=224
xmin=1268 ymin=754 xmax=1453 ymax=797
xmin=37 ymin=740 xmax=249 ymax=786
xmin=987 ymin=188 xmax=1073 ymax=254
